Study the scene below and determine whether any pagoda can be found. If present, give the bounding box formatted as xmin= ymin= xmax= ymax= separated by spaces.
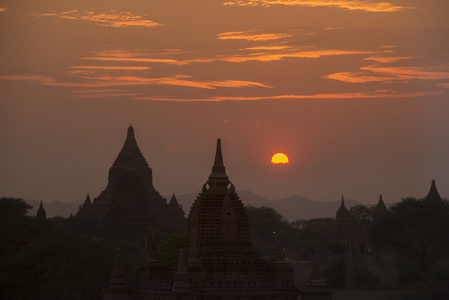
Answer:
xmin=425 ymin=179 xmax=443 ymax=203
xmin=328 ymin=196 xmax=370 ymax=255
xmin=133 ymin=138 xmax=299 ymax=300
xmin=78 ymin=125 xmax=185 ymax=239
xmin=36 ymin=200 xmax=47 ymax=221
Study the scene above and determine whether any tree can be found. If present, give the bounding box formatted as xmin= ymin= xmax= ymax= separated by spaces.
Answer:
xmin=323 ymin=257 xmax=347 ymax=289
xmin=350 ymin=266 xmax=380 ymax=289
xmin=294 ymin=218 xmax=333 ymax=259
xmin=349 ymin=204 xmax=375 ymax=227
xmin=0 ymin=197 xmax=36 ymax=255
xmin=371 ymin=197 xmax=449 ymax=283
xmin=245 ymin=205 xmax=299 ymax=257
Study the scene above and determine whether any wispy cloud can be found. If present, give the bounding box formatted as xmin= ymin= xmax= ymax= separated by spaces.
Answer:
xmin=70 ymin=66 xmax=151 ymax=70
xmin=136 ymin=90 xmax=439 ymax=102
xmin=0 ymin=8 xmax=8 ymax=13
xmin=244 ymin=45 xmax=292 ymax=50
xmin=80 ymin=56 xmax=186 ymax=65
xmin=0 ymin=73 xmax=271 ymax=90
xmin=217 ymin=31 xmax=293 ymax=41
xmin=223 ymin=0 xmax=410 ymax=12
xmin=325 ymin=64 xmax=449 ymax=83
xmin=81 ymin=47 xmax=373 ymax=65
xmin=70 ymin=89 xmax=141 ymax=98
xmin=186 ymin=49 xmax=374 ymax=64
xmin=94 ymin=49 xmax=185 ymax=58
xmin=34 ymin=10 xmax=163 ymax=28
xmin=363 ymin=56 xmax=414 ymax=63
xmin=437 ymin=83 xmax=449 ymax=89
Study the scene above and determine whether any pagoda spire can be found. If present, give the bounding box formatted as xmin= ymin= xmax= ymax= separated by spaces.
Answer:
xmin=302 ymin=249 xmax=333 ymax=299
xmin=376 ymin=194 xmax=387 ymax=212
xmin=336 ymin=195 xmax=352 ymax=223
xmin=111 ymin=125 xmax=149 ymax=168
xmin=209 ymin=139 xmax=227 ymax=176
xmin=213 ymin=138 xmax=224 ymax=168
xmin=103 ymin=248 xmax=130 ymax=300
xmin=36 ymin=200 xmax=47 ymax=220
xmin=82 ymin=193 xmax=92 ymax=210
xmin=425 ymin=179 xmax=443 ymax=203
xmin=307 ymin=249 xmax=326 ymax=289
xmin=207 ymin=138 xmax=229 ymax=188
xmin=169 ymin=192 xmax=179 ymax=206
xmin=172 ymin=249 xmax=191 ymax=294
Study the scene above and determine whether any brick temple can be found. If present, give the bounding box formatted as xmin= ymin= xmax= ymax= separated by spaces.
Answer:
xmin=105 ymin=138 xmax=300 ymax=299
xmin=77 ymin=125 xmax=185 ymax=239
xmin=327 ymin=196 xmax=370 ymax=255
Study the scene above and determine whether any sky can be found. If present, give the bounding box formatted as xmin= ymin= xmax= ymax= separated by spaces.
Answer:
xmin=1 ymin=0 xmax=449 ymax=206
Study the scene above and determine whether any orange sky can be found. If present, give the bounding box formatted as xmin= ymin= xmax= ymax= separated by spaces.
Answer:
xmin=1 ymin=0 xmax=448 ymax=207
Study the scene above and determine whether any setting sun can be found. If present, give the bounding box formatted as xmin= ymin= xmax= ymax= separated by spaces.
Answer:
xmin=271 ymin=153 xmax=289 ymax=164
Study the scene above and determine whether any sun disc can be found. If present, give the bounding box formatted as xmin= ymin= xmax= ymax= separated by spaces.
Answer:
xmin=271 ymin=153 xmax=289 ymax=164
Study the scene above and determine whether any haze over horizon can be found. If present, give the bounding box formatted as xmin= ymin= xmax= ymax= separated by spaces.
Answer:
xmin=1 ymin=0 xmax=449 ymax=205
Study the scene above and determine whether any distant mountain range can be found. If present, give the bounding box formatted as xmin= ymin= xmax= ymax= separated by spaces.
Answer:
xmin=175 ymin=190 xmax=362 ymax=221
xmin=27 ymin=191 xmax=364 ymax=221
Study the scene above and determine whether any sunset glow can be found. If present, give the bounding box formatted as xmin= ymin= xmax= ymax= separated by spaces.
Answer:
xmin=271 ymin=153 xmax=289 ymax=165
xmin=1 ymin=0 xmax=448 ymax=207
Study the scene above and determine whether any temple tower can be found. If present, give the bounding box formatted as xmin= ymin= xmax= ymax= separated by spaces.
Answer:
xmin=425 ymin=180 xmax=443 ymax=203
xmin=77 ymin=126 xmax=185 ymax=239
xmin=36 ymin=200 xmax=47 ymax=221
xmin=183 ymin=138 xmax=298 ymax=299
xmin=329 ymin=196 xmax=370 ymax=255
xmin=375 ymin=194 xmax=387 ymax=214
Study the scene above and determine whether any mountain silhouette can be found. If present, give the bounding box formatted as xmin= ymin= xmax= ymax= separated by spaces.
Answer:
xmin=175 ymin=190 xmax=361 ymax=221
xmin=26 ymin=191 xmax=363 ymax=221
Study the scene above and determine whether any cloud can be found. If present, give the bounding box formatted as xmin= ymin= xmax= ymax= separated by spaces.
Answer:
xmin=70 ymin=89 xmax=141 ymax=98
xmin=325 ymin=64 xmax=449 ymax=83
xmin=217 ymin=31 xmax=293 ymax=41
xmin=186 ymin=49 xmax=374 ymax=64
xmin=0 ymin=8 xmax=8 ymax=13
xmin=437 ymin=83 xmax=449 ymax=89
xmin=244 ymin=46 xmax=292 ymax=50
xmin=136 ymin=90 xmax=440 ymax=102
xmin=81 ymin=47 xmax=373 ymax=65
xmin=94 ymin=49 xmax=185 ymax=58
xmin=70 ymin=66 xmax=152 ymax=70
xmin=33 ymin=10 xmax=163 ymax=28
xmin=363 ymin=56 xmax=414 ymax=63
xmin=0 ymin=73 xmax=271 ymax=90
xmin=81 ymin=56 xmax=186 ymax=65
xmin=223 ymin=0 xmax=411 ymax=12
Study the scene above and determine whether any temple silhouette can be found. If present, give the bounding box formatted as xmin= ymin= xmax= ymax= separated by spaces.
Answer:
xmin=77 ymin=125 xmax=185 ymax=239
xmin=327 ymin=195 xmax=370 ymax=255
xmin=98 ymin=126 xmax=447 ymax=299
xmin=104 ymin=138 xmax=300 ymax=300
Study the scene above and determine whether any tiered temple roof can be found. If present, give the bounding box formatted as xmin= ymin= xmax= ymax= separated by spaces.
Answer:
xmin=77 ymin=126 xmax=185 ymax=240
xmin=133 ymin=138 xmax=299 ymax=300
